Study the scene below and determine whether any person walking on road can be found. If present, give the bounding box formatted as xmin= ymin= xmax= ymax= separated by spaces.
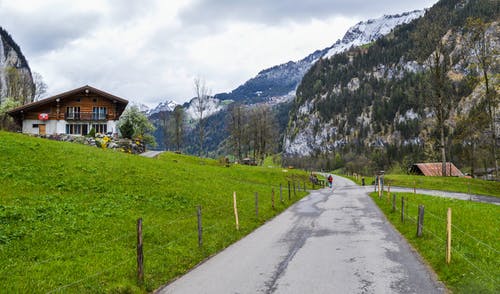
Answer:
xmin=327 ymin=174 xmax=333 ymax=188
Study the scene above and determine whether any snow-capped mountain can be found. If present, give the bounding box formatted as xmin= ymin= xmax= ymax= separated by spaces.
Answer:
xmin=214 ymin=10 xmax=424 ymax=105
xmin=147 ymin=100 xmax=179 ymax=116
xmin=128 ymin=101 xmax=151 ymax=113
xmin=147 ymin=10 xmax=424 ymax=114
xmin=323 ymin=10 xmax=424 ymax=58
xmin=185 ymin=97 xmax=226 ymax=120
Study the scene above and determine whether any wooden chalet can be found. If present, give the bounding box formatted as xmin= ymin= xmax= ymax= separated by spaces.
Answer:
xmin=7 ymin=85 xmax=128 ymax=136
xmin=409 ymin=162 xmax=464 ymax=177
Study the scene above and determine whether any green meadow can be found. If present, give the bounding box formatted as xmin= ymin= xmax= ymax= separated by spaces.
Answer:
xmin=0 ymin=131 xmax=311 ymax=293
xmin=344 ymin=173 xmax=500 ymax=198
xmin=371 ymin=192 xmax=500 ymax=293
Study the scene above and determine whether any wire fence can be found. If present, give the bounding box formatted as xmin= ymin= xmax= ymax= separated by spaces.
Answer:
xmin=375 ymin=188 xmax=500 ymax=290
xmin=0 ymin=180 xmax=312 ymax=293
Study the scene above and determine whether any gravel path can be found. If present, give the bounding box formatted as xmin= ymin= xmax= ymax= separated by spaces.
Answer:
xmin=139 ymin=151 xmax=164 ymax=158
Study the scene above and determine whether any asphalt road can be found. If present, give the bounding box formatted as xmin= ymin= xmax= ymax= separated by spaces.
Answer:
xmin=158 ymin=176 xmax=445 ymax=294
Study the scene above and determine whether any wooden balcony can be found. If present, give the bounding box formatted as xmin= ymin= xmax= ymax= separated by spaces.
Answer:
xmin=65 ymin=112 xmax=111 ymax=121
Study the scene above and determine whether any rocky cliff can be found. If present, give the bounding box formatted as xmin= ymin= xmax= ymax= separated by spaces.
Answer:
xmin=0 ymin=27 xmax=34 ymax=105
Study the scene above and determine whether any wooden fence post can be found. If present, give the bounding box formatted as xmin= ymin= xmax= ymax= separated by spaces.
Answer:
xmin=401 ymin=197 xmax=405 ymax=223
xmin=137 ymin=218 xmax=144 ymax=284
xmin=413 ymin=180 xmax=416 ymax=194
xmin=197 ymin=206 xmax=203 ymax=247
xmin=387 ymin=184 xmax=391 ymax=203
xmin=392 ymin=194 xmax=396 ymax=213
xmin=233 ymin=192 xmax=239 ymax=231
xmin=288 ymin=181 xmax=291 ymax=200
xmin=293 ymin=182 xmax=296 ymax=197
xmin=303 ymin=182 xmax=306 ymax=191
xmin=280 ymin=184 xmax=283 ymax=203
xmin=468 ymin=181 xmax=471 ymax=201
xmin=378 ymin=176 xmax=382 ymax=199
xmin=255 ymin=192 xmax=259 ymax=218
xmin=417 ymin=205 xmax=424 ymax=237
xmin=446 ymin=208 xmax=452 ymax=264
xmin=271 ymin=188 xmax=275 ymax=210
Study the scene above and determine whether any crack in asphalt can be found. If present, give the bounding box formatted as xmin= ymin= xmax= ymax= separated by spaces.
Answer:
xmin=263 ymin=190 xmax=331 ymax=293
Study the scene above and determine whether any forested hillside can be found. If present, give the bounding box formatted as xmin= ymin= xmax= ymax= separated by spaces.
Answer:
xmin=284 ymin=0 xmax=499 ymax=177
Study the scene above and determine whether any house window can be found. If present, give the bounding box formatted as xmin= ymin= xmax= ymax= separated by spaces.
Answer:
xmin=32 ymin=124 xmax=39 ymax=128
xmin=92 ymin=107 xmax=107 ymax=120
xmin=66 ymin=124 xmax=83 ymax=135
xmin=66 ymin=107 xmax=80 ymax=119
xmin=92 ymin=124 xmax=107 ymax=134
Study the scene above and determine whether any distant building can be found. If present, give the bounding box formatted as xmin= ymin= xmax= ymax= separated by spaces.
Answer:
xmin=409 ymin=162 xmax=464 ymax=177
xmin=8 ymin=85 xmax=128 ymax=136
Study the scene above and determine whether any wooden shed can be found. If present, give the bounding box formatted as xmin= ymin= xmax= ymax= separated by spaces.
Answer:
xmin=409 ymin=162 xmax=464 ymax=177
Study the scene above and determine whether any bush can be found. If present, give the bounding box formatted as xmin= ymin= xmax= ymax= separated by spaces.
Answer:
xmin=88 ymin=127 xmax=96 ymax=138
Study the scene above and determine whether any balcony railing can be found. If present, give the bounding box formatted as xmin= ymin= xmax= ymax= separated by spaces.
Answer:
xmin=65 ymin=112 xmax=109 ymax=121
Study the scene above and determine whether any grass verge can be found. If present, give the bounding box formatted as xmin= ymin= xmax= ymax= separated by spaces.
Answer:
xmin=370 ymin=191 xmax=500 ymax=293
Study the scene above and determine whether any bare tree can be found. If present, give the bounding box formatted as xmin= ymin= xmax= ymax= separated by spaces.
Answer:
xmin=228 ymin=103 xmax=245 ymax=161
xmin=171 ymin=105 xmax=185 ymax=151
xmin=193 ymin=77 xmax=210 ymax=157
xmin=158 ymin=110 xmax=170 ymax=150
xmin=33 ymin=72 xmax=48 ymax=101
xmin=419 ymin=22 xmax=455 ymax=176
xmin=247 ymin=105 xmax=278 ymax=164
xmin=464 ymin=17 xmax=499 ymax=177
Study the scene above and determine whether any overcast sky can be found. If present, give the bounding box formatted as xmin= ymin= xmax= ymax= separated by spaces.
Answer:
xmin=0 ymin=0 xmax=438 ymax=107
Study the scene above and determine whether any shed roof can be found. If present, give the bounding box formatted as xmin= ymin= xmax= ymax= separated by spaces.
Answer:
xmin=410 ymin=162 xmax=463 ymax=177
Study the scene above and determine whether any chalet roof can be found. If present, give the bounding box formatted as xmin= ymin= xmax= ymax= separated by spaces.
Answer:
xmin=410 ymin=162 xmax=464 ymax=177
xmin=7 ymin=85 xmax=128 ymax=115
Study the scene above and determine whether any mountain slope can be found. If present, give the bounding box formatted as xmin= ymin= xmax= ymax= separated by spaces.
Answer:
xmin=283 ymin=0 xmax=500 ymax=173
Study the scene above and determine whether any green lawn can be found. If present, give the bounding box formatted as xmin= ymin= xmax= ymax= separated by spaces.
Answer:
xmin=0 ymin=132 xmax=311 ymax=293
xmin=371 ymin=192 xmax=500 ymax=293
xmin=385 ymin=174 xmax=500 ymax=198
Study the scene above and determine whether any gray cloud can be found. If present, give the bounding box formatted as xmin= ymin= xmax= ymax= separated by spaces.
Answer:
xmin=0 ymin=0 xmax=439 ymax=106
xmin=179 ymin=0 xmax=437 ymax=26
xmin=0 ymin=11 xmax=101 ymax=56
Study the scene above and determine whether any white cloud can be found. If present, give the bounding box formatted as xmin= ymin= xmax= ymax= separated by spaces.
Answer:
xmin=0 ymin=0 xmax=438 ymax=107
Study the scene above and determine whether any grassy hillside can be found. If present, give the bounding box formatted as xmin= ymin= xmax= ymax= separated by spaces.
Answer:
xmin=0 ymin=132 xmax=311 ymax=293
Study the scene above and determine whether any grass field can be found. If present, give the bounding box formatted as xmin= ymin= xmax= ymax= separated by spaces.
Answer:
xmin=342 ymin=173 xmax=500 ymax=198
xmin=370 ymin=192 xmax=500 ymax=293
xmin=0 ymin=132 xmax=312 ymax=293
